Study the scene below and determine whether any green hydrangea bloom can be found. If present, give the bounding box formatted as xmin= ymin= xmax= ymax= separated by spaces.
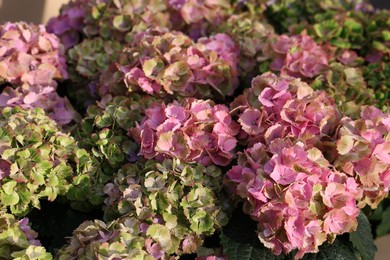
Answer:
xmin=103 ymin=158 xmax=231 ymax=255
xmin=56 ymin=216 xmax=177 ymax=260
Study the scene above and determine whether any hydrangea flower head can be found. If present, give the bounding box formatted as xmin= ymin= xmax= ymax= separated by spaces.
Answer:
xmin=103 ymin=159 xmax=230 ymax=254
xmin=106 ymin=30 xmax=239 ymax=100
xmin=46 ymin=0 xmax=87 ymax=49
xmin=133 ymin=98 xmax=240 ymax=166
xmin=226 ymin=139 xmax=361 ymax=258
xmin=0 ymin=22 xmax=67 ymax=86
xmin=0 ymin=107 xmax=96 ymax=215
xmin=0 ymin=22 xmax=79 ymax=125
xmin=232 ymin=72 xmax=340 ymax=147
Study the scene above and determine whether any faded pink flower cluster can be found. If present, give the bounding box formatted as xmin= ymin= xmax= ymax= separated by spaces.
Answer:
xmin=0 ymin=22 xmax=67 ymax=86
xmin=226 ymin=72 xmax=389 ymax=258
xmin=335 ymin=106 xmax=390 ymax=208
xmin=132 ymin=98 xmax=240 ymax=166
xmin=270 ymin=34 xmax=330 ymax=79
xmin=232 ymin=72 xmax=340 ymax=147
xmin=0 ymin=22 xmax=77 ymax=125
xmin=116 ymin=30 xmax=239 ymax=99
xmin=226 ymin=140 xmax=360 ymax=258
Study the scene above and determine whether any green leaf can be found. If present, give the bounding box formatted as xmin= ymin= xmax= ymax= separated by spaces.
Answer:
xmin=376 ymin=207 xmax=390 ymax=237
xmin=220 ymin=209 xmax=281 ymax=260
xmin=349 ymin=212 xmax=376 ymax=260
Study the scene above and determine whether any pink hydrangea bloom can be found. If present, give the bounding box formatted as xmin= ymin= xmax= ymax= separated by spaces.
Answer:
xmin=335 ymin=106 xmax=390 ymax=208
xmin=112 ymin=30 xmax=239 ymax=99
xmin=133 ymin=98 xmax=240 ymax=166
xmin=226 ymin=73 xmax=390 ymax=259
xmin=270 ymin=34 xmax=329 ymax=79
xmin=226 ymin=140 xmax=361 ymax=258
xmin=0 ymin=22 xmax=77 ymax=125
xmin=232 ymin=72 xmax=340 ymax=147
xmin=0 ymin=22 xmax=67 ymax=86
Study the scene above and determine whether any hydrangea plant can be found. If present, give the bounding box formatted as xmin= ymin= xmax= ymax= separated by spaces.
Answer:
xmin=47 ymin=0 xmax=233 ymax=47
xmin=0 ymin=0 xmax=387 ymax=260
xmin=0 ymin=22 xmax=67 ymax=87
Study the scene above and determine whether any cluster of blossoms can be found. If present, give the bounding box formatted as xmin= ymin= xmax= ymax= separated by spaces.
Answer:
xmin=56 ymin=217 xmax=175 ymax=259
xmin=232 ymin=72 xmax=340 ymax=147
xmin=57 ymin=215 xmax=223 ymax=259
xmin=133 ymin=98 xmax=240 ymax=166
xmin=226 ymin=72 xmax=390 ymax=258
xmin=75 ymin=94 xmax=160 ymax=171
xmin=103 ymin=159 xmax=229 ymax=255
xmin=46 ymin=0 xmax=86 ymax=49
xmin=101 ymin=29 xmax=239 ymax=100
xmin=226 ymin=140 xmax=361 ymax=258
xmin=0 ymin=0 xmax=388 ymax=259
xmin=0 ymin=107 xmax=98 ymax=215
xmin=0 ymin=211 xmax=51 ymax=259
xmin=312 ymin=62 xmax=375 ymax=117
xmin=0 ymin=22 xmax=77 ymax=125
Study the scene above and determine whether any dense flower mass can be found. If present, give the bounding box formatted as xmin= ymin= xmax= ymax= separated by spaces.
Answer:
xmin=0 ymin=0 xmax=388 ymax=260
xmin=103 ymin=159 xmax=230 ymax=254
xmin=226 ymin=140 xmax=361 ymax=258
xmin=226 ymin=72 xmax=390 ymax=258
xmin=311 ymin=62 xmax=376 ymax=117
xmin=67 ymin=37 xmax=122 ymax=83
xmin=231 ymin=72 xmax=340 ymax=147
xmin=133 ymin=98 xmax=240 ymax=166
xmin=0 ymin=211 xmax=51 ymax=259
xmin=101 ymin=29 xmax=239 ymax=99
xmin=47 ymin=0 xmax=232 ymax=46
xmin=216 ymin=13 xmax=275 ymax=79
xmin=57 ymin=215 xmax=213 ymax=259
xmin=56 ymin=217 xmax=172 ymax=259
